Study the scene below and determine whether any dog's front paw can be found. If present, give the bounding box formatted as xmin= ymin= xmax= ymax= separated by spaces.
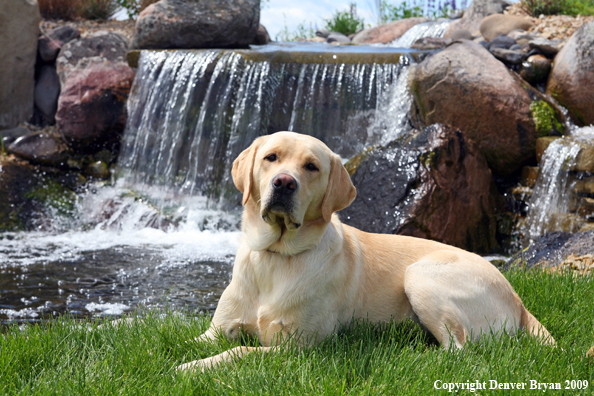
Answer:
xmin=176 ymin=359 xmax=208 ymax=373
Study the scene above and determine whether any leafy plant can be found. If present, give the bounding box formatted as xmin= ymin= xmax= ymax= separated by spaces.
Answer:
xmin=324 ymin=3 xmax=365 ymax=36
xmin=275 ymin=18 xmax=316 ymax=42
xmin=78 ymin=0 xmax=119 ymax=20
xmin=381 ymin=0 xmax=424 ymax=22
xmin=521 ymin=0 xmax=594 ymax=16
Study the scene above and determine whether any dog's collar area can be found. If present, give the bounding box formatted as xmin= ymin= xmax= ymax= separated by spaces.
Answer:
xmin=266 ymin=249 xmax=280 ymax=254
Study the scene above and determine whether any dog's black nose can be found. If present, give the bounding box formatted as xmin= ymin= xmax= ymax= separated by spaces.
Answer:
xmin=272 ymin=173 xmax=297 ymax=193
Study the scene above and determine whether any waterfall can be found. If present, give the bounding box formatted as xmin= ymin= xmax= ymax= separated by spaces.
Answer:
xmin=388 ymin=20 xmax=452 ymax=48
xmin=118 ymin=45 xmax=417 ymax=207
xmin=521 ymin=126 xmax=594 ymax=245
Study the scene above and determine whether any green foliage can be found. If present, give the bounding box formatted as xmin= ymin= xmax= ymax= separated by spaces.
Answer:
xmin=521 ymin=0 xmax=594 ymax=16
xmin=115 ymin=0 xmax=159 ymax=19
xmin=275 ymin=18 xmax=316 ymax=42
xmin=78 ymin=0 xmax=119 ymax=20
xmin=381 ymin=0 xmax=424 ymax=22
xmin=1 ymin=271 xmax=594 ymax=394
xmin=324 ymin=3 xmax=365 ymax=36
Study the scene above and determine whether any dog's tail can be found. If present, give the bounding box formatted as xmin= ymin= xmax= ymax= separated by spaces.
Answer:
xmin=521 ymin=306 xmax=556 ymax=346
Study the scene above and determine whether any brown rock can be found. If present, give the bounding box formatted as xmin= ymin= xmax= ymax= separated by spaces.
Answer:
xmin=444 ymin=0 xmax=512 ymax=38
xmin=535 ymin=136 xmax=560 ymax=163
xmin=574 ymin=178 xmax=594 ymax=195
xmin=0 ymin=0 xmax=40 ymax=129
xmin=546 ymin=21 xmax=594 ymax=126
xmin=56 ymin=61 xmax=135 ymax=152
xmin=521 ymin=166 xmax=539 ymax=188
xmin=342 ymin=124 xmax=503 ymax=254
xmin=352 ymin=17 xmax=428 ymax=44
xmin=520 ymin=54 xmax=551 ymax=85
xmin=479 ymin=14 xmax=534 ymax=41
xmin=573 ymin=145 xmax=594 ymax=173
xmin=7 ymin=132 xmax=69 ymax=167
xmin=255 ymin=24 xmax=271 ymax=45
xmin=408 ymin=40 xmax=564 ymax=176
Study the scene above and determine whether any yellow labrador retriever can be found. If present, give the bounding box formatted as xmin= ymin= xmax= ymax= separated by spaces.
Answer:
xmin=177 ymin=131 xmax=554 ymax=372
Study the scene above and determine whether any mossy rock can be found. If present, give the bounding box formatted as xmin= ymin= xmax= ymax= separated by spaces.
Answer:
xmin=530 ymin=100 xmax=564 ymax=138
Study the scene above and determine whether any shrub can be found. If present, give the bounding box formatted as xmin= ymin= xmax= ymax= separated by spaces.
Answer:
xmin=116 ymin=0 xmax=159 ymax=19
xmin=38 ymin=0 xmax=80 ymax=20
xmin=521 ymin=0 xmax=594 ymax=16
xmin=324 ymin=3 xmax=365 ymax=36
xmin=79 ymin=0 xmax=119 ymax=20
xmin=276 ymin=19 xmax=316 ymax=41
xmin=382 ymin=0 xmax=424 ymax=22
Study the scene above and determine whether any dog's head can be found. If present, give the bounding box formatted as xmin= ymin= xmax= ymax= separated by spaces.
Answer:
xmin=232 ymin=132 xmax=356 ymax=231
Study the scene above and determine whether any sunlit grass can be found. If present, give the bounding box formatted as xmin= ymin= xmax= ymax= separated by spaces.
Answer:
xmin=1 ymin=270 xmax=593 ymax=395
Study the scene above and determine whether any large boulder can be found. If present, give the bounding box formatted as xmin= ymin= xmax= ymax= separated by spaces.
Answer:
xmin=546 ymin=21 xmax=594 ymax=127
xmin=131 ymin=0 xmax=260 ymax=49
xmin=443 ymin=0 xmax=511 ymax=38
xmin=55 ymin=32 xmax=135 ymax=152
xmin=341 ymin=125 xmax=503 ymax=254
xmin=479 ymin=14 xmax=534 ymax=42
xmin=34 ymin=65 xmax=61 ymax=124
xmin=351 ymin=17 xmax=428 ymax=44
xmin=0 ymin=0 xmax=40 ymax=129
xmin=38 ymin=25 xmax=80 ymax=63
xmin=408 ymin=40 xmax=565 ymax=176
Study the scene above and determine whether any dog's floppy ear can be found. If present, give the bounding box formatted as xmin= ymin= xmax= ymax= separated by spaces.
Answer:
xmin=321 ymin=154 xmax=357 ymax=222
xmin=232 ymin=139 xmax=261 ymax=205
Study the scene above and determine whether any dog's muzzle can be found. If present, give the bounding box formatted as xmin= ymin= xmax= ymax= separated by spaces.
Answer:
xmin=262 ymin=173 xmax=301 ymax=229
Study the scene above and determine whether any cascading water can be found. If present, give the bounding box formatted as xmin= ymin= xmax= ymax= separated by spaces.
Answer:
xmin=388 ymin=19 xmax=452 ymax=48
xmin=520 ymin=126 xmax=594 ymax=246
xmin=118 ymin=44 xmax=418 ymax=207
xmin=1 ymin=43 xmax=420 ymax=324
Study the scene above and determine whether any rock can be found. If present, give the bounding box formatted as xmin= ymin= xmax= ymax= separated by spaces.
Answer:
xmin=352 ymin=17 xmax=429 ymax=44
xmin=55 ymin=32 xmax=135 ymax=153
xmin=486 ymin=34 xmax=516 ymax=50
xmin=1 ymin=126 xmax=30 ymax=147
xmin=535 ymin=136 xmax=560 ymax=163
xmin=131 ymin=0 xmax=260 ymax=49
xmin=490 ymin=47 xmax=526 ymax=64
xmin=341 ymin=124 xmax=503 ymax=254
xmin=546 ymin=22 xmax=594 ymax=126
xmin=479 ymin=14 xmax=534 ymax=42
xmin=574 ymin=178 xmax=594 ymax=195
xmin=85 ymin=160 xmax=110 ymax=179
xmin=327 ymin=32 xmax=350 ymax=43
xmin=411 ymin=37 xmax=451 ymax=50
xmin=444 ymin=0 xmax=512 ymax=38
xmin=0 ymin=0 xmax=40 ymax=129
xmin=38 ymin=26 xmax=80 ymax=63
xmin=34 ymin=65 xmax=61 ymax=124
xmin=449 ymin=29 xmax=473 ymax=40
xmin=0 ymin=158 xmax=77 ymax=231
xmin=505 ymin=231 xmax=571 ymax=269
xmin=577 ymin=197 xmax=594 ymax=219
xmin=408 ymin=40 xmax=565 ymax=176
xmin=56 ymin=31 xmax=129 ymax=85
xmin=521 ymin=166 xmax=539 ymax=188
xmin=520 ymin=54 xmax=551 ymax=85
xmin=255 ymin=24 xmax=271 ymax=45
xmin=559 ymin=230 xmax=594 ymax=258
xmin=507 ymin=29 xmax=535 ymax=42
xmin=7 ymin=132 xmax=69 ymax=167
xmin=509 ymin=44 xmax=521 ymax=51
xmin=316 ymin=29 xmax=330 ymax=38
xmin=528 ymin=37 xmax=561 ymax=57
xmin=573 ymin=144 xmax=594 ymax=173
xmin=56 ymin=61 xmax=135 ymax=152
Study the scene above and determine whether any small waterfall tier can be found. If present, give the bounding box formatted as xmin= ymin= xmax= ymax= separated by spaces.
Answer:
xmin=119 ymin=44 xmax=421 ymax=206
xmin=521 ymin=126 xmax=594 ymax=244
xmin=388 ymin=20 xmax=452 ymax=48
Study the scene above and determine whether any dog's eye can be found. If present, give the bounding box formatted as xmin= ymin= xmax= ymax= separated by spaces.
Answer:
xmin=265 ymin=154 xmax=277 ymax=162
xmin=305 ymin=163 xmax=319 ymax=172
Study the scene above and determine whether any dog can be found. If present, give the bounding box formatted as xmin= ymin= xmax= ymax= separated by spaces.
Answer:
xmin=177 ymin=131 xmax=554 ymax=372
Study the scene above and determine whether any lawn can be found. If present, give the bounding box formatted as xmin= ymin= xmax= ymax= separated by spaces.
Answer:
xmin=1 ymin=270 xmax=593 ymax=395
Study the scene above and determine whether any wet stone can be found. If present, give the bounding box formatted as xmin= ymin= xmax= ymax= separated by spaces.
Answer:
xmin=490 ymin=47 xmax=526 ymax=64
xmin=536 ymin=136 xmax=561 ymax=163
xmin=521 ymin=166 xmax=539 ymax=188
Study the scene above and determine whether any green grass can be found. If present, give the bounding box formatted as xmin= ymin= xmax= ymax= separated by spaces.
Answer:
xmin=1 ymin=270 xmax=593 ymax=395
xmin=521 ymin=0 xmax=594 ymax=16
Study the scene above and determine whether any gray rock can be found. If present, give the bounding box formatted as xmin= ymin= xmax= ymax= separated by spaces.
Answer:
xmin=490 ymin=47 xmax=526 ymax=64
xmin=449 ymin=29 xmax=473 ymax=40
xmin=444 ymin=0 xmax=512 ymax=38
xmin=0 ymin=0 xmax=40 ymax=129
xmin=316 ymin=29 xmax=330 ymax=38
xmin=411 ymin=37 xmax=452 ymax=50
xmin=528 ymin=37 xmax=561 ymax=57
xmin=487 ymin=34 xmax=516 ymax=50
xmin=7 ymin=132 xmax=69 ymax=166
xmin=1 ymin=126 xmax=30 ymax=147
xmin=38 ymin=26 xmax=80 ymax=63
xmin=34 ymin=65 xmax=61 ymax=124
xmin=131 ymin=0 xmax=260 ymax=49
xmin=509 ymin=44 xmax=521 ymax=51
xmin=327 ymin=32 xmax=351 ymax=43
xmin=341 ymin=124 xmax=503 ymax=254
